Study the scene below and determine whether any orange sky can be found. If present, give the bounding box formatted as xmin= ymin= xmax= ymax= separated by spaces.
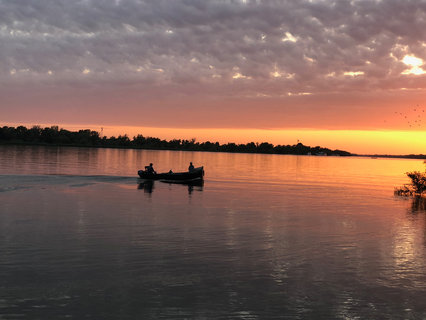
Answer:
xmin=105 ymin=127 xmax=426 ymax=155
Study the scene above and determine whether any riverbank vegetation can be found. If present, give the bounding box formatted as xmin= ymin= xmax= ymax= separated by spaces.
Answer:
xmin=395 ymin=161 xmax=426 ymax=197
xmin=0 ymin=125 xmax=352 ymax=156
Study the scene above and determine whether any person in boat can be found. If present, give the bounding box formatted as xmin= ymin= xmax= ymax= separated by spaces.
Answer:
xmin=145 ymin=163 xmax=156 ymax=174
xmin=188 ymin=162 xmax=194 ymax=171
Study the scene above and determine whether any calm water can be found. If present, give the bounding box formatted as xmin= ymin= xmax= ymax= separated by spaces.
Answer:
xmin=0 ymin=145 xmax=425 ymax=319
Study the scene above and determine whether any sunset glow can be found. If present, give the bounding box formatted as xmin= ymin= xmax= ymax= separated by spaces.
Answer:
xmin=402 ymin=55 xmax=426 ymax=75
xmin=1 ymin=0 xmax=426 ymax=154
xmin=402 ymin=55 xmax=423 ymax=67
xmin=3 ymin=121 xmax=424 ymax=155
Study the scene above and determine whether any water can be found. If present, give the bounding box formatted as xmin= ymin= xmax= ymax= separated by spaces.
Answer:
xmin=0 ymin=145 xmax=425 ymax=319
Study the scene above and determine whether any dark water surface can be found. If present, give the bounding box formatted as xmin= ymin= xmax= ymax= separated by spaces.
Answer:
xmin=0 ymin=145 xmax=425 ymax=319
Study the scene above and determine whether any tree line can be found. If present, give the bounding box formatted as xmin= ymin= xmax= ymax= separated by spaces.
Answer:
xmin=0 ymin=125 xmax=352 ymax=156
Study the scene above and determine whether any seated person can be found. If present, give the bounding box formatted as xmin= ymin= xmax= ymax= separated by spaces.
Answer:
xmin=145 ymin=163 xmax=156 ymax=174
xmin=188 ymin=162 xmax=194 ymax=171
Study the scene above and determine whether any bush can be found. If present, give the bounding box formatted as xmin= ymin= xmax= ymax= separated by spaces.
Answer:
xmin=395 ymin=161 xmax=426 ymax=196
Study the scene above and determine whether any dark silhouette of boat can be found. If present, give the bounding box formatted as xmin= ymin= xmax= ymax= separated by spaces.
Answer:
xmin=138 ymin=166 xmax=204 ymax=182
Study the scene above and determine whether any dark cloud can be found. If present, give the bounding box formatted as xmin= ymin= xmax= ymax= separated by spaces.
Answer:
xmin=1 ymin=0 xmax=426 ymax=129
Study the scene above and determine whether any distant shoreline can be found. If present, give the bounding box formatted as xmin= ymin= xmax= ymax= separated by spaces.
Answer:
xmin=1 ymin=125 xmax=425 ymax=159
xmin=361 ymin=154 xmax=426 ymax=160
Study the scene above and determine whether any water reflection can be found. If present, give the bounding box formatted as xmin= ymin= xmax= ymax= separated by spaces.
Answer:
xmin=137 ymin=180 xmax=154 ymax=193
xmin=3 ymin=146 xmax=426 ymax=319
xmin=137 ymin=179 xmax=204 ymax=194
xmin=409 ymin=196 xmax=426 ymax=213
xmin=184 ymin=179 xmax=204 ymax=194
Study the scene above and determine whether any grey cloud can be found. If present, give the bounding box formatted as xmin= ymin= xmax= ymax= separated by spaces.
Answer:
xmin=2 ymin=0 xmax=426 ymax=124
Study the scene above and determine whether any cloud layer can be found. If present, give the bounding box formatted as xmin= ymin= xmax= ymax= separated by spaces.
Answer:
xmin=2 ymin=0 xmax=426 ymax=129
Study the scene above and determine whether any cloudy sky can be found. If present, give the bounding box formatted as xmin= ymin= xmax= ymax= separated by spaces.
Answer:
xmin=1 ymin=0 xmax=426 ymax=153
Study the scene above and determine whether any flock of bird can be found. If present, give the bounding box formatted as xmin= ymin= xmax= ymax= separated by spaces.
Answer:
xmin=393 ymin=105 xmax=425 ymax=128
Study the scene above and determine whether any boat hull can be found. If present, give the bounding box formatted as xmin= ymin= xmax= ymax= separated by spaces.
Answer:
xmin=138 ymin=166 xmax=204 ymax=182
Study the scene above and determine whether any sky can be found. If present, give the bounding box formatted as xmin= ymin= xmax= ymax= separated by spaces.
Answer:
xmin=1 ymin=0 xmax=426 ymax=154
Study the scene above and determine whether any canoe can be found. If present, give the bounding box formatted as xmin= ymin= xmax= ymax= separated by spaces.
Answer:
xmin=138 ymin=166 xmax=204 ymax=182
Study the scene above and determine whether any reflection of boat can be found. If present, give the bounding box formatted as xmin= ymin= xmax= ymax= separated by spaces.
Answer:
xmin=138 ymin=166 xmax=204 ymax=182
xmin=163 ymin=179 xmax=204 ymax=194
xmin=137 ymin=179 xmax=204 ymax=194
xmin=163 ymin=179 xmax=204 ymax=187
xmin=138 ymin=180 xmax=154 ymax=193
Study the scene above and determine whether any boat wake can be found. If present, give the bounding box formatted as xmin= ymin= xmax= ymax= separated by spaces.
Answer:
xmin=0 ymin=174 xmax=138 ymax=192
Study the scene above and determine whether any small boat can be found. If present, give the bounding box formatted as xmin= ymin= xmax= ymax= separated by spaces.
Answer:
xmin=138 ymin=166 xmax=204 ymax=182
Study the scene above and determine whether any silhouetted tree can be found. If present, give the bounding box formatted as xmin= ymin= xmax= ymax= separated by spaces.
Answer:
xmin=0 ymin=125 xmax=360 ymax=157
